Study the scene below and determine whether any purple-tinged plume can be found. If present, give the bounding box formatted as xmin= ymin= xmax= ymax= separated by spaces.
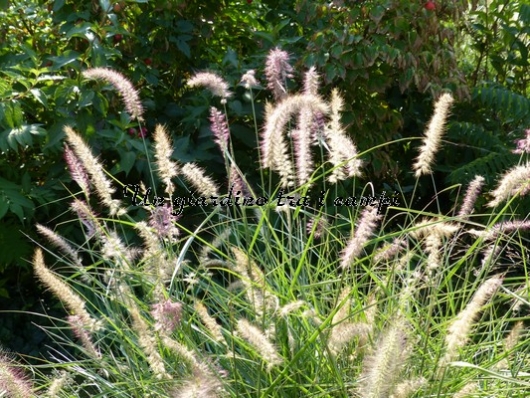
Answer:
xmin=513 ymin=129 xmax=530 ymax=155
xmin=265 ymin=47 xmax=294 ymax=100
xmin=209 ymin=107 xmax=230 ymax=154
xmin=64 ymin=143 xmax=90 ymax=197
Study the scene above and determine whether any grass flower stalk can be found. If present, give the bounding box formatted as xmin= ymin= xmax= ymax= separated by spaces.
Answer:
xmin=441 ymin=275 xmax=503 ymax=370
xmin=82 ymin=67 xmax=144 ymax=121
xmin=64 ymin=126 xmax=124 ymax=216
xmin=153 ymin=124 xmax=178 ymax=196
xmin=413 ymin=93 xmax=454 ymax=177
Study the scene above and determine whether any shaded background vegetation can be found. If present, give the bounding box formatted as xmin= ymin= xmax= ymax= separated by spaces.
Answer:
xmin=0 ymin=0 xmax=529 ymax=360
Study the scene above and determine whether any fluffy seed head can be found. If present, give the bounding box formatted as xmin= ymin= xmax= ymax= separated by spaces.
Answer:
xmin=0 ymin=348 xmax=34 ymax=398
xmin=442 ymin=275 xmax=503 ymax=365
xmin=413 ymin=93 xmax=454 ymax=177
xmin=194 ymin=301 xmax=224 ymax=343
xmin=261 ymin=94 xmax=329 ymax=187
xmin=265 ymin=47 xmax=294 ymax=100
xmin=457 ymin=175 xmax=485 ymax=217
xmin=359 ymin=321 xmax=410 ymax=398
xmin=180 ymin=163 xmax=219 ymax=198
xmin=513 ymin=129 xmax=530 ymax=154
xmin=151 ymin=299 xmax=183 ymax=334
xmin=64 ymin=143 xmax=90 ymax=197
xmin=236 ymin=318 xmax=283 ymax=371
xmin=153 ymin=124 xmax=178 ymax=195
xmin=209 ymin=107 xmax=230 ymax=154
xmin=33 ymin=249 xmax=99 ymax=332
xmin=241 ymin=69 xmax=259 ymax=89
xmin=187 ymin=72 xmax=232 ymax=104
xmin=303 ymin=66 xmax=320 ymax=96
xmin=324 ymin=89 xmax=362 ymax=182
xmin=82 ymin=67 xmax=144 ymax=121
xmin=340 ymin=206 xmax=382 ymax=269
xmin=487 ymin=163 xmax=530 ymax=207
xmin=64 ymin=126 xmax=124 ymax=216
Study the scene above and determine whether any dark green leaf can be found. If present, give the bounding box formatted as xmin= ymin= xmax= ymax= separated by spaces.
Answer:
xmin=119 ymin=151 xmax=136 ymax=175
xmin=30 ymin=88 xmax=48 ymax=108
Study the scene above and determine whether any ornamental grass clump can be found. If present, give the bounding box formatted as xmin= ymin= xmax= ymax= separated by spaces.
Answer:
xmin=9 ymin=48 xmax=530 ymax=397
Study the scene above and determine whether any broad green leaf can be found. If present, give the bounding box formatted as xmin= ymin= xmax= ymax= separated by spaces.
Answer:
xmin=53 ymin=0 xmax=65 ymax=12
xmin=176 ymin=38 xmax=191 ymax=58
xmin=66 ymin=23 xmax=95 ymax=39
xmin=176 ymin=20 xmax=193 ymax=33
xmin=119 ymin=151 xmax=136 ymax=175
xmin=49 ymin=51 xmax=81 ymax=68
xmin=99 ymin=0 xmax=111 ymax=13
xmin=30 ymin=88 xmax=48 ymax=108
xmin=0 ymin=197 xmax=8 ymax=219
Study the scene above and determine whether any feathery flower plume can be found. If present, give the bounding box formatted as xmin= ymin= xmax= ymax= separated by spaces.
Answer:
xmin=171 ymin=372 xmax=223 ymax=398
xmin=469 ymin=220 xmax=530 ymax=241
xmin=410 ymin=218 xmax=459 ymax=240
xmin=148 ymin=204 xmax=180 ymax=241
xmin=33 ymin=249 xmax=100 ymax=332
xmin=153 ymin=124 xmax=178 ymax=196
xmin=135 ymin=221 xmax=169 ymax=298
xmin=279 ymin=300 xmax=307 ymax=317
xmin=46 ymin=371 xmax=70 ymax=397
xmin=373 ymin=237 xmax=407 ymax=264
xmin=231 ymin=247 xmax=278 ymax=318
xmin=161 ymin=336 xmax=204 ymax=375
xmin=194 ymin=301 xmax=224 ymax=343
xmin=391 ymin=378 xmax=426 ymax=398
xmin=0 ymin=348 xmax=34 ymax=398
xmin=265 ymin=47 xmax=294 ymax=100
xmin=181 ymin=163 xmax=220 ymax=198
xmin=82 ymin=67 xmax=144 ymax=121
xmin=340 ymin=206 xmax=382 ymax=269
xmin=292 ymin=107 xmax=315 ymax=185
xmin=240 ymin=69 xmax=259 ymax=90
xmin=116 ymin=283 xmax=169 ymax=379
xmin=453 ymin=382 xmax=478 ymax=398
xmin=131 ymin=305 xmax=169 ymax=379
xmin=303 ymin=66 xmax=320 ymax=96
xmin=324 ymin=89 xmax=362 ymax=183
xmin=100 ymin=230 xmax=133 ymax=268
xmin=209 ymin=107 xmax=230 ymax=154
xmin=329 ymin=322 xmax=372 ymax=356
xmin=187 ymin=72 xmax=232 ymax=104
xmin=328 ymin=287 xmax=371 ymax=354
xmin=261 ymin=94 xmax=329 ymax=187
xmin=410 ymin=219 xmax=459 ymax=278
xmin=513 ymin=129 xmax=530 ymax=154
xmin=70 ymin=199 xmax=99 ymax=238
xmin=228 ymin=165 xmax=251 ymax=198
xmin=64 ymin=144 xmax=90 ymax=197
xmin=151 ymin=299 xmax=183 ymax=335
xmin=413 ymin=93 xmax=454 ymax=177
xmin=236 ymin=318 xmax=283 ymax=371
xmin=457 ymin=175 xmax=485 ymax=217
xmin=36 ymin=224 xmax=83 ymax=267
xmin=64 ymin=127 xmax=124 ymax=216
xmin=296 ymin=69 xmax=324 ymax=185
xmin=359 ymin=321 xmax=410 ymax=398
xmin=67 ymin=315 xmax=101 ymax=359
xmin=306 ymin=216 xmax=328 ymax=240
xmin=441 ymin=275 xmax=503 ymax=368
xmin=487 ymin=163 xmax=530 ymax=207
